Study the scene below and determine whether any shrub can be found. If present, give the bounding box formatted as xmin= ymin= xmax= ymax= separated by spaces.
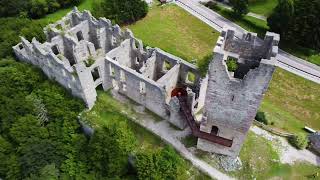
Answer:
xmin=197 ymin=54 xmax=213 ymax=77
xmin=289 ymin=133 xmax=308 ymax=150
xmin=226 ymin=57 xmax=238 ymax=72
xmin=255 ymin=111 xmax=269 ymax=125
xmin=205 ymin=1 xmax=219 ymax=11
xmin=135 ymin=146 xmax=187 ymax=180
xmin=229 ymin=0 xmax=249 ymax=17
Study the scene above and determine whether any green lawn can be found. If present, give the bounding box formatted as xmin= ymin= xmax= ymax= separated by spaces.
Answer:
xmin=248 ymin=0 xmax=278 ymax=16
xmin=260 ymin=68 xmax=320 ymax=133
xmin=127 ymin=4 xmax=219 ymax=62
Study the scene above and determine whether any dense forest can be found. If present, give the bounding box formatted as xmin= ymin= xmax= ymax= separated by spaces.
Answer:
xmin=0 ymin=0 xmax=81 ymax=18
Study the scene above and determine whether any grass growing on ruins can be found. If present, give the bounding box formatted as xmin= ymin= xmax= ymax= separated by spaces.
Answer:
xmin=260 ymin=68 xmax=320 ymax=133
xmin=248 ymin=0 xmax=278 ymax=16
xmin=127 ymin=4 xmax=219 ymax=62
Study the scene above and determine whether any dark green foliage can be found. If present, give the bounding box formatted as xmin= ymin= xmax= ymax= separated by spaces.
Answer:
xmin=88 ymin=122 xmax=137 ymax=177
xmin=230 ymin=0 xmax=249 ymax=16
xmin=255 ymin=111 xmax=269 ymax=125
xmin=289 ymin=133 xmax=308 ymax=150
xmin=267 ymin=0 xmax=294 ymax=39
xmin=0 ymin=0 xmax=81 ymax=18
xmin=204 ymin=1 xmax=219 ymax=11
xmin=0 ymin=18 xmax=46 ymax=59
xmin=197 ymin=54 xmax=213 ymax=77
xmin=268 ymin=0 xmax=320 ymax=51
xmin=135 ymin=146 xmax=187 ymax=180
xmin=92 ymin=0 xmax=149 ymax=25
xmin=0 ymin=59 xmax=87 ymax=179
xmin=226 ymin=57 xmax=238 ymax=72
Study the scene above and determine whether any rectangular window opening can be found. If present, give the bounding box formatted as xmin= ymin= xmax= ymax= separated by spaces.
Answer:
xmin=51 ymin=45 xmax=60 ymax=55
xmin=91 ymin=67 xmax=100 ymax=81
xmin=163 ymin=60 xmax=172 ymax=71
xmin=76 ymin=31 xmax=84 ymax=41
xmin=186 ymin=71 xmax=196 ymax=84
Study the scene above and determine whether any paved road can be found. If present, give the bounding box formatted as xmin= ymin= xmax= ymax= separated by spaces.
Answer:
xmin=176 ymin=0 xmax=320 ymax=84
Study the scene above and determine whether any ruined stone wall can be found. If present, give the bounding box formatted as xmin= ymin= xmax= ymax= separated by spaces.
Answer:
xmin=13 ymin=38 xmax=84 ymax=101
xmin=197 ymin=28 xmax=279 ymax=157
xmin=105 ymin=56 xmax=169 ymax=118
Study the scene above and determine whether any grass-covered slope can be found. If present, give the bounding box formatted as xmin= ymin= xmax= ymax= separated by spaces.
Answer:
xmin=127 ymin=4 xmax=219 ymax=62
xmin=261 ymin=68 xmax=320 ymax=133
xmin=248 ymin=0 xmax=278 ymax=16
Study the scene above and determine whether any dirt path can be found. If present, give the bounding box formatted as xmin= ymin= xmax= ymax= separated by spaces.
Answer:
xmin=250 ymin=126 xmax=320 ymax=166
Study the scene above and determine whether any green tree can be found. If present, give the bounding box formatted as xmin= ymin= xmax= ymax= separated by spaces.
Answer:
xmin=93 ymin=0 xmax=149 ymax=25
xmin=197 ymin=54 xmax=213 ymax=77
xmin=268 ymin=0 xmax=320 ymax=51
xmin=135 ymin=146 xmax=187 ymax=180
xmin=29 ymin=0 xmax=49 ymax=18
xmin=230 ymin=0 xmax=249 ymax=17
xmin=267 ymin=0 xmax=294 ymax=37
xmin=88 ymin=122 xmax=137 ymax=177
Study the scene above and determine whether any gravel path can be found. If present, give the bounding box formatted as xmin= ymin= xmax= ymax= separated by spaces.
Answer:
xmin=113 ymin=92 xmax=234 ymax=180
xmin=250 ymin=126 xmax=320 ymax=166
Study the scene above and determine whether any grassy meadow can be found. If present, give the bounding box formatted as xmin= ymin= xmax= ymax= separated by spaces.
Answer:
xmin=248 ymin=0 xmax=278 ymax=16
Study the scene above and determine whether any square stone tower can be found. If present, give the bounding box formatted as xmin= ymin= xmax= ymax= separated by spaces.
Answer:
xmin=197 ymin=27 xmax=279 ymax=157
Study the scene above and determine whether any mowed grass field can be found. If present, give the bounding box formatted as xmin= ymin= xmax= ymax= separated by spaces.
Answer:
xmin=261 ymin=68 xmax=320 ymax=133
xmin=127 ymin=4 xmax=219 ymax=62
xmin=248 ymin=0 xmax=278 ymax=16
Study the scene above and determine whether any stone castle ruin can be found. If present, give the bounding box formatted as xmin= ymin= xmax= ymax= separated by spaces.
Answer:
xmin=13 ymin=8 xmax=279 ymax=157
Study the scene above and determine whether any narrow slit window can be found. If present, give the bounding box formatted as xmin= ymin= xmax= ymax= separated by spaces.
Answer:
xmin=139 ymin=81 xmax=146 ymax=94
xmin=120 ymin=70 xmax=126 ymax=82
xmin=110 ymin=64 xmax=115 ymax=76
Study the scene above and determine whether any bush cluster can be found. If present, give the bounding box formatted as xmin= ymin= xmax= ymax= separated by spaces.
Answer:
xmin=0 ymin=0 xmax=81 ymax=18
xmin=92 ymin=0 xmax=148 ymax=25
xmin=135 ymin=146 xmax=187 ymax=180
xmin=226 ymin=57 xmax=238 ymax=72
xmin=255 ymin=111 xmax=270 ymax=125
xmin=289 ymin=133 xmax=309 ymax=150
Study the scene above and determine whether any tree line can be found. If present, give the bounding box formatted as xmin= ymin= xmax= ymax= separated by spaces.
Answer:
xmin=0 ymin=0 xmax=81 ymax=18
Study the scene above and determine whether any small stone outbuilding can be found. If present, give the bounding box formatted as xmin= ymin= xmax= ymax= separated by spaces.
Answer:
xmin=309 ymin=132 xmax=320 ymax=154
